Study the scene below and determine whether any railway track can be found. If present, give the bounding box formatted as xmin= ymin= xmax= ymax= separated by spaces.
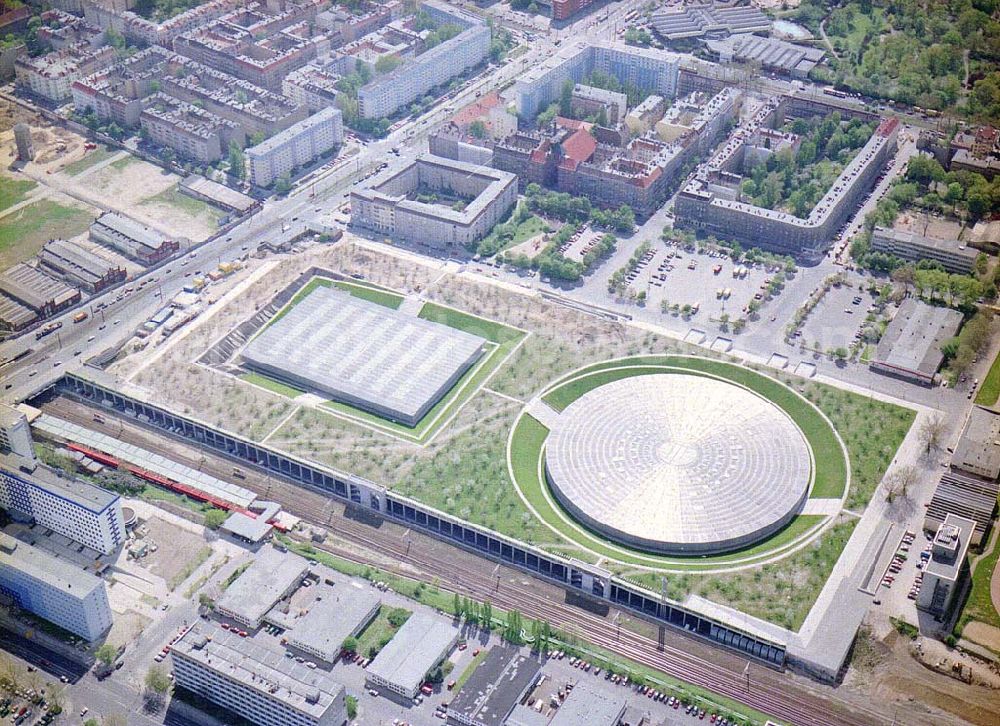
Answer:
xmin=38 ymin=395 xmax=889 ymax=726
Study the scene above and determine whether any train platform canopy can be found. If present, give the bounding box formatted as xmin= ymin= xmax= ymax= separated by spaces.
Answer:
xmin=32 ymin=414 xmax=257 ymax=510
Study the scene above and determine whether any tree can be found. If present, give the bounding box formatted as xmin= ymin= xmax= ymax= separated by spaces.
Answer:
xmin=374 ymin=55 xmax=403 ymax=74
xmin=203 ymin=508 xmax=228 ymax=530
xmin=919 ymin=415 xmax=947 ymax=454
xmin=341 ymin=636 xmax=357 ymax=653
xmin=95 ymin=643 xmax=118 ymax=666
xmin=891 ymin=264 xmax=916 ymax=293
xmin=83 ymin=720 xmax=99 ymax=726
xmin=274 ymin=174 xmax=292 ymax=194
xmin=885 ymin=464 xmax=919 ymax=504
xmin=387 ymin=608 xmax=410 ymax=628
xmin=346 ymin=695 xmax=358 ymax=720
xmin=559 ymin=79 xmax=574 ymax=118
xmin=227 ymin=140 xmax=245 ymax=181
xmin=468 ymin=120 xmax=487 ymax=139
xmin=146 ymin=666 xmax=171 ymax=695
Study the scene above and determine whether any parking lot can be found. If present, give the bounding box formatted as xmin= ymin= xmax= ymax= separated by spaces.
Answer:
xmin=624 ymin=243 xmax=782 ymax=325
xmin=795 ymin=274 xmax=892 ymax=356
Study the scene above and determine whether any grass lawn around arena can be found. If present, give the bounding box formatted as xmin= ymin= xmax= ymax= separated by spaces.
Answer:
xmin=975 ymin=349 xmax=1000 ymax=407
xmin=955 ymin=527 xmax=1000 ymax=638
xmin=245 ymin=278 xmax=527 ymax=443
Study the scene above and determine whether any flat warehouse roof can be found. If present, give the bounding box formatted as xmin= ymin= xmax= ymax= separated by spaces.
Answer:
xmin=216 ymin=546 xmax=308 ymax=626
xmin=242 ymin=286 xmax=486 ymax=424
xmin=873 ymin=299 xmax=963 ymax=379
xmin=365 ymin=611 xmax=458 ymax=694
xmin=286 ymin=584 xmax=380 ymax=662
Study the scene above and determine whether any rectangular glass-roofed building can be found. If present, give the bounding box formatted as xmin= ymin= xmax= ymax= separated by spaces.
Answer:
xmin=242 ymin=286 xmax=487 ymax=426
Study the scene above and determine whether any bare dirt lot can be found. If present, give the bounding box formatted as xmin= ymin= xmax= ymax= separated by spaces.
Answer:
xmin=136 ymin=515 xmax=211 ymax=590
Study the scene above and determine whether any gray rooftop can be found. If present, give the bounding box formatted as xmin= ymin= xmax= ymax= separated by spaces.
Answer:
xmin=0 ymin=451 xmax=119 ymax=514
xmin=171 ymin=621 xmax=345 ymax=720
xmin=353 ymin=154 xmax=517 ymax=228
xmin=0 ymin=532 xmax=105 ymax=599
xmin=216 ymin=546 xmax=308 ymax=626
xmin=926 ymin=469 xmax=999 ymax=541
xmin=925 ymin=514 xmax=975 ymax=583
xmin=872 ymin=299 xmax=964 ymax=379
xmin=953 ymin=406 xmax=1000 ymax=480
xmin=286 ymin=584 xmax=380 ymax=662
xmin=704 ymin=33 xmax=825 ymax=75
xmin=548 ymin=680 xmax=627 ymax=726
xmin=0 ymin=263 xmax=78 ymax=312
xmin=91 ymin=212 xmax=166 ymax=252
xmin=365 ymin=611 xmax=458 ymax=694
xmin=448 ymin=645 xmax=540 ymax=726
xmin=242 ymin=285 xmax=486 ymax=424
xmin=220 ymin=510 xmax=272 ymax=542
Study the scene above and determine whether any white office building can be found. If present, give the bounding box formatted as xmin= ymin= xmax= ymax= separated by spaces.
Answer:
xmin=172 ymin=622 xmax=348 ymax=726
xmin=0 ymin=533 xmax=113 ymax=641
xmin=246 ymin=108 xmax=344 ymax=188
xmin=0 ymin=453 xmax=125 ymax=556
xmin=0 ymin=404 xmax=34 ymax=461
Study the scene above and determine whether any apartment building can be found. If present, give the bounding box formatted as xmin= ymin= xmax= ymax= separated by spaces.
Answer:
xmin=172 ymin=623 xmax=347 ymax=726
xmin=83 ymin=0 xmax=244 ymax=47
xmin=0 ymin=453 xmax=125 ymax=556
xmin=140 ymin=92 xmax=244 ymax=163
xmin=162 ymin=59 xmax=307 ymax=138
xmin=72 ymin=45 xmax=173 ymax=127
xmin=15 ymin=43 xmax=115 ymax=102
xmin=246 ymin=107 xmax=343 ymax=188
xmin=90 ymin=212 xmax=179 ymax=264
xmin=675 ymin=104 xmax=898 ymax=260
xmin=173 ymin=2 xmax=323 ymax=91
xmin=510 ymin=40 xmax=680 ymax=120
xmin=356 ymin=1 xmax=489 ymax=119
xmin=351 ymin=155 xmax=518 ymax=249
xmin=282 ymin=61 xmax=341 ymax=112
xmin=552 ymin=0 xmax=596 ymax=21
xmin=0 ymin=533 xmax=113 ymax=641
xmin=571 ymin=84 xmax=627 ymax=124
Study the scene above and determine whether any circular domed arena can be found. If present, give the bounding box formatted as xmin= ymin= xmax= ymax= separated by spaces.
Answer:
xmin=543 ymin=372 xmax=812 ymax=555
